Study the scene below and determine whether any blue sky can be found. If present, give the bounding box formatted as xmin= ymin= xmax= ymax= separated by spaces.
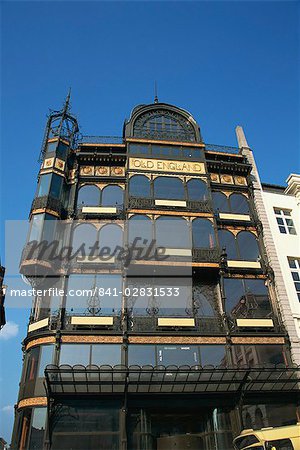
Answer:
xmin=1 ymin=0 xmax=299 ymax=443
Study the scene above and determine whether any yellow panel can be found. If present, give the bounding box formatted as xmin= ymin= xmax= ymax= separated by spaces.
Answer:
xmin=129 ymin=157 xmax=205 ymax=174
xmin=164 ymin=248 xmax=192 ymax=256
xmin=71 ymin=316 xmax=114 ymax=326
xmin=157 ymin=318 xmax=195 ymax=327
xmin=155 ymin=199 xmax=187 ymax=207
xmin=219 ymin=213 xmax=251 ymax=221
xmin=227 ymin=260 xmax=261 ymax=269
xmin=81 ymin=206 xmax=117 ymax=214
xmin=236 ymin=319 xmax=274 ymax=327
xmin=78 ymin=256 xmax=115 ymax=264
xmin=28 ymin=318 xmax=49 ymax=333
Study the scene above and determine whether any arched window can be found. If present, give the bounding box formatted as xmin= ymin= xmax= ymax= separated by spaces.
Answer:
xmin=128 ymin=215 xmax=153 ymax=246
xmin=237 ymin=231 xmax=260 ymax=261
xmin=229 ymin=193 xmax=249 ymax=214
xmin=99 ymin=224 xmax=123 ymax=252
xmin=156 ymin=216 xmax=190 ymax=248
xmin=133 ymin=110 xmax=197 ymax=142
xmin=193 ymin=283 xmax=216 ymax=317
xmin=187 ymin=179 xmax=207 ymax=201
xmin=218 ymin=230 xmax=238 ymax=259
xmin=192 ymin=219 xmax=215 ymax=248
xmin=212 ymin=192 xmax=229 ymax=212
xmin=154 ymin=177 xmax=185 ymax=200
xmin=129 ymin=175 xmax=151 ymax=198
xmin=72 ymin=224 xmax=98 ymax=257
xmin=77 ymin=185 xmax=100 ymax=207
xmin=101 ymin=185 xmax=123 ymax=206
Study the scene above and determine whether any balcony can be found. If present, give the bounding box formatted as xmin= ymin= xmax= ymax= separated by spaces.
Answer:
xmin=31 ymin=195 xmax=66 ymax=217
xmin=129 ymin=316 xmax=224 ymax=334
xmin=128 ymin=196 xmax=213 ymax=213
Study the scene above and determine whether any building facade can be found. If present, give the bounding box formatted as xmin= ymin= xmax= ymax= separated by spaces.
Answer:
xmin=261 ymin=175 xmax=300 ymax=361
xmin=0 ymin=265 xmax=6 ymax=329
xmin=11 ymin=99 xmax=300 ymax=449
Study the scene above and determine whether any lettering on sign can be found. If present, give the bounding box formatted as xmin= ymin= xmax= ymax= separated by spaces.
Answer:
xmin=129 ymin=158 xmax=205 ymax=174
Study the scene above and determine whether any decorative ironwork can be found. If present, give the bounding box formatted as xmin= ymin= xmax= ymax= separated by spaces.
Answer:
xmin=192 ymin=248 xmax=220 ymax=263
xmin=186 ymin=200 xmax=213 ymax=212
xmin=128 ymin=197 xmax=154 ymax=209
xmin=85 ymin=276 xmax=101 ymax=315
xmin=133 ymin=110 xmax=197 ymax=142
xmin=31 ymin=196 xmax=66 ymax=217
xmin=205 ymin=143 xmax=240 ymax=154
xmin=78 ymin=136 xmax=124 ymax=145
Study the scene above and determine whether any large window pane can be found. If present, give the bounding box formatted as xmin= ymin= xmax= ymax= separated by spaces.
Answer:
xmin=77 ymin=185 xmax=100 ymax=206
xmin=28 ymin=214 xmax=43 ymax=242
xmin=157 ymin=345 xmax=199 ymax=366
xmin=91 ymin=345 xmax=121 ymax=366
xmin=128 ymin=345 xmax=156 ymax=366
xmin=154 ymin=177 xmax=185 ymax=200
xmin=156 ymin=217 xmax=190 ymax=248
xmin=28 ymin=408 xmax=47 ymax=450
xmin=59 ymin=344 xmax=91 ymax=366
xmin=102 ymin=185 xmax=123 ymax=206
xmin=192 ymin=218 xmax=215 ymax=248
xmin=212 ymin=192 xmax=229 ymax=212
xmin=49 ymin=174 xmax=63 ymax=198
xmin=36 ymin=174 xmax=51 ymax=197
xmin=72 ymin=223 xmax=98 ymax=257
xmin=99 ymin=224 xmax=123 ymax=252
xmin=229 ymin=193 xmax=249 ymax=214
xmin=129 ymin=175 xmax=151 ymax=198
xmin=237 ymin=231 xmax=260 ymax=260
xmin=38 ymin=345 xmax=54 ymax=377
xmin=200 ymin=346 xmax=226 ymax=367
xmin=128 ymin=215 xmax=153 ymax=247
xmin=231 ymin=345 xmax=285 ymax=367
xmin=218 ymin=230 xmax=237 ymax=259
xmin=187 ymin=179 xmax=207 ymax=201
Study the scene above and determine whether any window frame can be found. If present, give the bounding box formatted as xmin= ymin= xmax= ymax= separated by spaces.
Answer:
xmin=288 ymin=257 xmax=300 ymax=301
xmin=274 ymin=208 xmax=296 ymax=235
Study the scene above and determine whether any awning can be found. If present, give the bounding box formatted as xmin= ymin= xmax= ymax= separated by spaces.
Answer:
xmin=45 ymin=364 xmax=300 ymax=396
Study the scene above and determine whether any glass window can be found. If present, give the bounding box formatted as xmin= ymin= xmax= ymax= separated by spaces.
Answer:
xmin=37 ymin=345 xmax=54 ymax=377
xmin=187 ymin=179 xmax=207 ymax=201
xmin=212 ymin=192 xmax=230 ymax=212
xmin=49 ymin=174 xmax=63 ymax=198
xmin=28 ymin=214 xmax=44 ymax=242
xmin=129 ymin=175 xmax=151 ymax=198
xmin=99 ymin=224 xmax=123 ymax=251
xmin=28 ymin=408 xmax=47 ymax=450
xmin=157 ymin=345 xmax=199 ymax=366
xmin=156 ymin=216 xmax=190 ymax=248
xmin=193 ymin=282 xmax=217 ymax=317
xmin=72 ymin=223 xmax=98 ymax=257
xmin=56 ymin=142 xmax=68 ymax=157
xmin=36 ymin=174 xmax=51 ymax=197
xmin=102 ymin=185 xmax=123 ymax=206
xmin=274 ymin=208 xmax=296 ymax=234
xmin=59 ymin=344 xmax=91 ymax=366
xmin=41 ymin=214 xmax=57 ymax=243
xmin=229 ymin=193 xmax=249 ymax=214
xmin=192 ymin=218 xmax=215 ymax=248
xmin=128 ymin=215 xmax=153 ymax=247
xmin=288 ymin=258 xmax=300 ymax=301
xmin=267 ymin=439 xmax=293 ymax=449
xmin=232 ymin=345 xmax=285 ymax=367
xmin=200 ymin=346 xmax=226 ymax=367
xmin=218 ymin=230 xmax=238 ymax=259
xmin=154 ymin=176 xmax=185 ymax=200
xmin=224 ymin=278 xmax=272 ymax=319
xmin=66 ymin=274 xmax=122 ymax=315
xmin=46 ymin=141 xmax=57 ymax=153
xmin=91 ymin=345 xmax=121 ymax=366
xmin=77 ymin=184 xmax=100 ymax=207
xmin=128 ymin=345 xmax=156 ymax=366
xmin=25 ymin=347 xmax=39 ymax=382
xmin=236 ymin=231 xmax=260 ymax=260
xmin=129 ymin=144 xmax=150 ymax=154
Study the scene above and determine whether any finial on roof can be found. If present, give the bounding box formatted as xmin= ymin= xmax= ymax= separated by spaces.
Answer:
xmin=154 ymin=81 xmax=158 ymax=103
xmin=63 ymin=88 xmax=71 ymax=113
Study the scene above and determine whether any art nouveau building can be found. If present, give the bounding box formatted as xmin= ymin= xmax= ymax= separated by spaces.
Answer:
xmin=11 ymin=98 xmax=300 ymax=449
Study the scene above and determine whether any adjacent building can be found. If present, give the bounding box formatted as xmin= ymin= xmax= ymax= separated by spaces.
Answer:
xmin=0 ymin=265 xmax=6 ymax=329
xmin=10 ymin=98 xmax=300 ymax=450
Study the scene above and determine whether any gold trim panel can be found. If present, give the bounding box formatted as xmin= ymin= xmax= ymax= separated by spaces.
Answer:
xmin=157 ymin=318 xmax=195 ymax=327
xmin=128 ymin=336 xmax=226 ymax=344
xmin=70 ymin=316 xmax=114 ymax=326
xmin=236 ymin=319 xmax=274 ymax=328
xmin=26 ymin=336 xmax=56 ymax=351
xmin=18 ymin=397 xmax=47 ymax=410
xmin=231 ymin=337 xmax=285 ymax=344
xmin=61 ymin=335 xmax=122 ymax=344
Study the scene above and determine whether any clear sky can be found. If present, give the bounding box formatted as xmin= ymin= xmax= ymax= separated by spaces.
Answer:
xmin=1 ymin=0 xmax=299 ymax=443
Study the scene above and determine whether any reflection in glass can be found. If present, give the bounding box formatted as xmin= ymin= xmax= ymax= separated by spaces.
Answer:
xmin=129 ymin=175 xmax=151 ymax=198
xmin=28 ymin=408 xmax=47 ymax=450
xmin=77 ymin=184 xmax=100 ymax=206
xmin=237 ymin=231 xmax=260 ymax=260
xmin=218 ymin=230 xmax=237 ymax=259
xmin=187 ymin=179 xmax=207 ymax=201
xmin=192 ymin=218 xmax=215 ymax=248
xmin=212 ymin=192 xmax=229 ymax=212
xmin=156 ymin=217 xmax=190 ymax=248
xmin=229 ymin=193 xmax=249 ymax=214
xmin=154 ymin=177 xmax=185 ymax=200
xmin=102 ymin=185 xmax=123 ymax=206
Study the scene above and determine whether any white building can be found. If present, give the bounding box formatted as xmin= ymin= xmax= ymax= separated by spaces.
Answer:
xmin=236 ymin=125 xmax=300 ymax=364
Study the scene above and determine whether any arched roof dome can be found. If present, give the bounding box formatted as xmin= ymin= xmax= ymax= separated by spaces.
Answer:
xmin=124 ymin=102 xmax=202 ymax=143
